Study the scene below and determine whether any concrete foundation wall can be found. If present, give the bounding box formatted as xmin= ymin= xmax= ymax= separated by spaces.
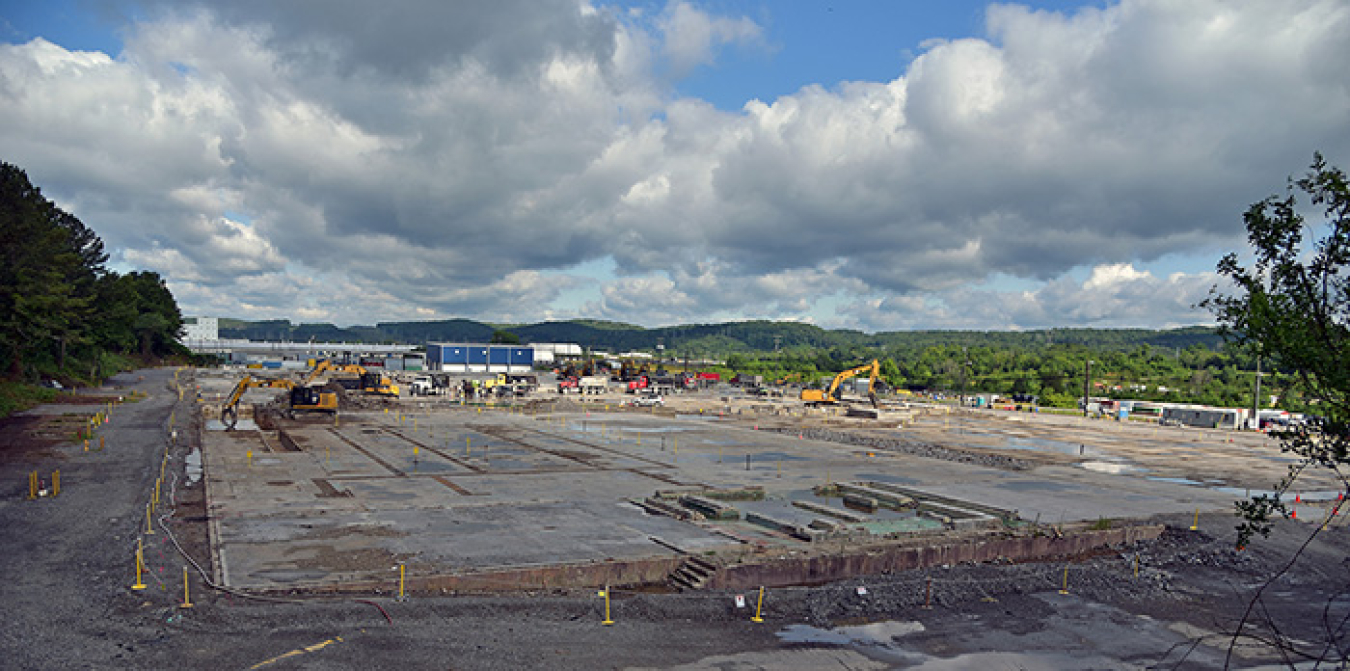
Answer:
xmin=285 ymin=556 xmax=686 ymax=595
xmin=706 ymin=525 xmax=1164 ymax=591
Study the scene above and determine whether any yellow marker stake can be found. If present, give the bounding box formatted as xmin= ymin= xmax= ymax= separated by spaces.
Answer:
xmin=399 ymin=564 xmax=406 ymax=600
xmin=52 ymin=470 xmax=60 ymax=497
xmin=28 ymin=471 xmax=37 ymax=500
xmin=181 ymin=567 xmax=194 ymax=608
xmin=1189 ymin=509 xmax=1199 ymax=531
xmin=154 ymin=478 xmax=161 ymax=506
xmin=751 ymin=586 xmax=766 ymax=622
xmin=601 ymin=585 xmax=614 ymax=625
xmin=145 ymin=504 xmax=156 ymax=535
xmin=466 ymin=437 xmax=471 ymax=456
xmin=132 ymin=540 xmax=147 ymax=590
xmin=1059 ymin=566 xmax=1070 ymax=594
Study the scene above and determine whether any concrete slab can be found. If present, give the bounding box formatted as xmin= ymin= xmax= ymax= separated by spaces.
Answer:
xmin=195 ymin=375 xmax=1310 ymax=592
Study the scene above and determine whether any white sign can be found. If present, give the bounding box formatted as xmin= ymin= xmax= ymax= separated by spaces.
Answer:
xmin=856 ymin=586 xmax=869 ymax=596
xmin=734 ymin=594 xmax=746 ymax=608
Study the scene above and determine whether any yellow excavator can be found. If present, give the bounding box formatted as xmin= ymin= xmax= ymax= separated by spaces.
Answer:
xmin=305 ymin=359 xmax=400 ymax=397
xmin=800 ymin=360 xmax=880 ymax=407
xmin=220 ymin=375 xmax=339 ymax=429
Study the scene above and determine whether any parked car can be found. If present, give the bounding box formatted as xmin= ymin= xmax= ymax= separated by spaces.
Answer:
xmin=633 ymin=394 xmax=664 ymax=407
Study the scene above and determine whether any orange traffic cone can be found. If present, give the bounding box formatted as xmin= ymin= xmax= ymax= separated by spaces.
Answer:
xmin=1291 ymin=507 xmax=1298 ymax=520
xmin=1295 ymin=492 xmax=1302 ymax=504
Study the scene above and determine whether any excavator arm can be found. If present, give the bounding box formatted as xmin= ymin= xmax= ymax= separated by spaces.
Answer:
xmin=800 ymin=360 xmax=881 ymax=406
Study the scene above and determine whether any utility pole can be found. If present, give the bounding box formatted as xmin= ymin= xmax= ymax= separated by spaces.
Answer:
xmin=961 ymin=347 xmax=969 ymax=407
xmin=1082 ymin=359 xmax=1093 ymax=417
xmin=1252 ymin=356 xmax=1262 ymax=430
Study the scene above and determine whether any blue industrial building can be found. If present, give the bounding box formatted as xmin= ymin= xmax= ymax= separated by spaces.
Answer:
xmin=426 ymin=343 xmax=534 ymax=373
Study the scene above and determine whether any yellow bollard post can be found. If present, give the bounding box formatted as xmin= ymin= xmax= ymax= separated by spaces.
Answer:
xmin=132 ymin=539 xmax=147 ymax=590
xmin=154 ymin=478 xmax=161 ymax=507
xmin=28 ymin=471 xmax=37 ymax=500
xmin=399 ymin=563 xmax=406 ymax=600
xmin=750 ymin=586 xmax=766 ymax=623
xmin=466 ymin=437 xmax=471 ymax=456
xmin=84 ymin=438 xmax=89 ymax=453
xmin=52 ymin=470 xmax=60 ymax=497
xmin=181 ymin=567 xmax=194 ymax=608
xmin=247 ymin=450 xmax=253 ymax=467
xmin=1059 ymin=566 xmax=1070 ymax=594
xmin=1189 ymin=508 xmax=1199 ymax=531
xmin=145 ymin=503 xmax=156 ymax=535
xmin=601 ymin=584 xmax=614 ymax=625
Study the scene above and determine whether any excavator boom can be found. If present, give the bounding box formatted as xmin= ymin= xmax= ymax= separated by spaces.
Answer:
xmin=799 ymin=360 xmax=880 ymax=407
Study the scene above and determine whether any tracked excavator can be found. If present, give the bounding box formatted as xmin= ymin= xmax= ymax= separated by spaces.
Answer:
xmin=305 ymin=359 xmax=400 ymax=397
xmin=219 ymin=375 xmax=339 ymax=430
xmin=800 ymin=360 xmax=881 ymax=408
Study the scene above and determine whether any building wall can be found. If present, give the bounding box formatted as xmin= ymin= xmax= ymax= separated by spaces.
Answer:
xmin=182 ymin=316 xmax=219 ymax=341
xmin=427 ymin=343 xmax=534 ymax=373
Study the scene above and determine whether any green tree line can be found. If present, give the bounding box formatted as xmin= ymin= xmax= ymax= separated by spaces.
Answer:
xmin=0 ymin=161 xmax=183 ymax=395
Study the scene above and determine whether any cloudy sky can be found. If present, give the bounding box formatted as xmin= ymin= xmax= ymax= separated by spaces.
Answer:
xmin=2 ymin=1 xmax=1347 ymax=331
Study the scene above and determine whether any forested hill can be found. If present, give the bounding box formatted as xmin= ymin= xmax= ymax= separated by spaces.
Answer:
xmin=218 ymin=317 xmax=1222 ymax=354
xmin=0 ymin=162 xmax=183 ymax=387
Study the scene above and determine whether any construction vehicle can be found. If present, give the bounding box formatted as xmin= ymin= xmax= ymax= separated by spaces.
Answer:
xmin=800 ymin=360 xmax=880 ymax=408
xmin=219 ymin=375 xmax=338 ymax=429
xmin=304 ymin=359 xmax=400 ymax=397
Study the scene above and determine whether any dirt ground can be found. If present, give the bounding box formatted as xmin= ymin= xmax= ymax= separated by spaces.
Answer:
xmin=1 ymin=369 xmax=1347 ymax=669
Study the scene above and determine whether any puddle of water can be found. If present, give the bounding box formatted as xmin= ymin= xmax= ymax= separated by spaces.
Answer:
xmin=1004 ymin=435 xmax=1098 ymax=456
xmin=997 ymin=480 xmax=1078 ymax=493
xmin=777 ymin=620 xmax=925 ymax=647
xmin=185 ymin=448 xmax=202 ymax=485
xmin=749 ymin=451 xmax=811 ymax=462
xmin=854 ymin=473 xmax=922 ymax=486
xmin=1146 ymin=476 xmax=1205 ymax=487
xmin=1079 ymin=460 xmax=1147 ymax=475
xmin=206 ymin=419 xmax=258 ymax=431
